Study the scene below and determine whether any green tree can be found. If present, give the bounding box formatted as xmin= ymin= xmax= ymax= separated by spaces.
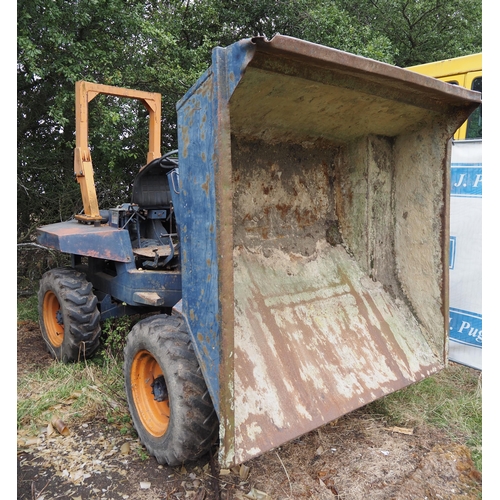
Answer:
xmin=300 ymin=2 xmax=395 ymax=63
xmin=17 ymin=0 xmax=482 ymax=246
xmin=214 ymin=0 xmax=392 ymax=62
xmin=17 ymin=0 xmax=217 ymax=243
xmin=18 ymin=0 xmax=146 ymax=241
xmin=337 ymin=0 xmax=482 ymax=67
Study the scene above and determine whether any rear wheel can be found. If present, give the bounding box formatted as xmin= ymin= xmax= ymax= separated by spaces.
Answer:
xmin=38 ymin=268 xmax=101 ymax=362
xmin=124 ymin=314 xmax=218 ymax=465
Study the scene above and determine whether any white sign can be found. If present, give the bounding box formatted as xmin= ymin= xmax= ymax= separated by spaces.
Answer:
xmin=449 ymin=139 xmax=482 ymax=370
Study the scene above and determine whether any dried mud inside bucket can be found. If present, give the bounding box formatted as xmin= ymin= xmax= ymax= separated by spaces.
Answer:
xmin=230 ymin=139 xmax=442 ymax=465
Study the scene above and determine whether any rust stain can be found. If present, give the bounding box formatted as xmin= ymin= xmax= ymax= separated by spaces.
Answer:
xmin=230 ymin=242 xmax=442 ymax=465
xmin=181 ymin=125 xmax=190 ymax=158
xmin=202 ymin=174 xmax=210 ymax=195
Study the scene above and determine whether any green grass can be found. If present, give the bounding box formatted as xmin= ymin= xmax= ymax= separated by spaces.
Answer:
xmin=17 ymin=297 xmax=134 ymax=436
xmin=17 ymin=295 xmax=39 ymax=322
xmin=365 ymin=363 xmax=482 ymax=471
xmin=17 ymin=351 xmax=132 ymax=434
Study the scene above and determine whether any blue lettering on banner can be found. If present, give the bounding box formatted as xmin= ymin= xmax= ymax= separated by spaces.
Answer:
xmin=449 ymin=308 xmax=482 ymax=347
xmin=449 ymin=236 xmax=456 ymax=269
xmin=450 ymin=164 xmax=482 ymax=197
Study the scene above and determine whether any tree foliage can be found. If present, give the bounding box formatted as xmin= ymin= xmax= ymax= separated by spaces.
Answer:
xmin=17 ymin=0 xmax=481 ymax=245
xmin=337 ymin=0 xmax=482 ymax=67
xmin=17 ymin=0 xmax=215 ymax=242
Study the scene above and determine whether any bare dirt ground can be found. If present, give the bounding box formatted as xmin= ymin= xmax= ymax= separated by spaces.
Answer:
xmin=17 ymin=321 xmax=482 ymax=500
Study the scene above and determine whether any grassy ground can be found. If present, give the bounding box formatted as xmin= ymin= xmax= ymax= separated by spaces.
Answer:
xmin=17 ymin=296 xmax=136 ymax=440
xmin=365 ymin=363 xmax=482 ymax=471
xmin=17 ymin=296 xmax=482 ymax=472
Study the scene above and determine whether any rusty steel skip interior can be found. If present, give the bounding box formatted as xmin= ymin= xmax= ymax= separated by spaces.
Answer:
xmin=175 ymin=35 xmax=481 ymax=466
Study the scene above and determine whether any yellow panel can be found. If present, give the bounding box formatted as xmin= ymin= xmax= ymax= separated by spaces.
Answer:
xmin=407 ymin=54 xmax=482 ymax=140
xmin=407 ymin=53 xmax=482 ymax=79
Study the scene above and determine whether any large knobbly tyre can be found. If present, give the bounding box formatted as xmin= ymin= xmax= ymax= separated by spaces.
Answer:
xmin=124 ymin=314 xmax=218 ymax=466
xmin=38 ymin=268 xmax=101 ymax=362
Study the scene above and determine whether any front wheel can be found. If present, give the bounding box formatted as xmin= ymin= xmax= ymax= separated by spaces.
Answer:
xmin=38 ymin=268 xmax=101 ymax=362
xmin=124 ymin=314 xmax=218 ymax=466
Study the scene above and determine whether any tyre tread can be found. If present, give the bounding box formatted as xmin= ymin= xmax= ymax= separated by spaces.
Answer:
xmin=124 ymin=314 xmax=218 ymax=466
xmin=38 ymin=268 xmax=101 ymax=362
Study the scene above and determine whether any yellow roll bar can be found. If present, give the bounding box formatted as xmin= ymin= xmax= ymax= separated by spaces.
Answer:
xmin=73 ymin=81 xmax=162 ymax=223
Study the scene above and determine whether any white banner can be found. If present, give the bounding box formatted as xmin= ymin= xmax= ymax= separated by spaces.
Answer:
xmin=449 ymin=139 xmax=482 ymax=370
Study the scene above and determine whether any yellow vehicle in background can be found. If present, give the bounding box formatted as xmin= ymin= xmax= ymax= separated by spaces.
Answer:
xmin=407 ymin=53 xmax=482 ymax=140
xmin=408 ymin=54 xmax=483 ymax=371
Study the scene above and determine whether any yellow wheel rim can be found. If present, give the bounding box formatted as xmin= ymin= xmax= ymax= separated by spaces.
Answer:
xmin=131 ymin=350 xmax=170 ymax=437
xmin=43 ymin=291 xmax=64 ymax=347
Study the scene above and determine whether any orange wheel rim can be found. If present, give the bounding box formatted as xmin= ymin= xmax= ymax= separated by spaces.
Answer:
xmin=131 ymin=350 xmax=170 ymax=437
xmin=43 ymin=291 xmax=64 ymax=347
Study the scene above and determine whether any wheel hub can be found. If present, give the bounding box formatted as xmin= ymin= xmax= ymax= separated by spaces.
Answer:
xmin=131 ymin=350 xmax=171 ymax=437
xmin=43 ymin=291 xmax=64 ymax=347
xmin=151 ymin=375 xmax=168 ymax=402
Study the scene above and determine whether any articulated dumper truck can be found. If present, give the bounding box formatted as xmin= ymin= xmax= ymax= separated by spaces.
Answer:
xmin=36 ymin=35 xmax=482 ymax=467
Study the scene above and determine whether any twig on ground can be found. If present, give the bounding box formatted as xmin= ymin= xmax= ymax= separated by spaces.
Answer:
xmin=275 ymin=450 xmax=293 ymax=498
